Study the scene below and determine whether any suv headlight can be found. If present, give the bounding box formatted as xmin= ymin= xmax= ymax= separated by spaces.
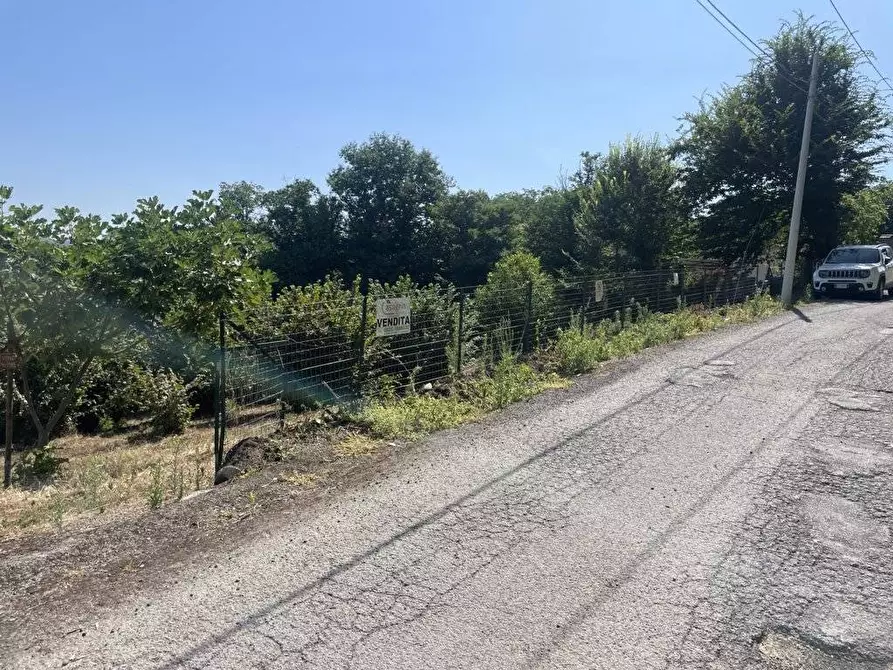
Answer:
xmin=818 ymin=270 xmax=829 ymax=278
xmin=859 ymin=269 xmax=871 ymax=278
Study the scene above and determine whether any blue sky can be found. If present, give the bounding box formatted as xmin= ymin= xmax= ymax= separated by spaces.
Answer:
xmin=3 ymin=0 xmax=891 ymax=216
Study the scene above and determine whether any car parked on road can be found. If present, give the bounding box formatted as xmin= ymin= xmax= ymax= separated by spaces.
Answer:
xmin=813 ymin=244 xmax=893 ymax=300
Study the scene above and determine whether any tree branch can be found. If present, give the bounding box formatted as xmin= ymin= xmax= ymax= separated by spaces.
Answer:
xmin=17 ymin=362 xmax=46 ymax=437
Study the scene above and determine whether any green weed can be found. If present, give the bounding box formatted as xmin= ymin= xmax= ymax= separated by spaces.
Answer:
xmin=360 ymin=351 xmax=567 ymax=439
xmin=76 ymin=457 xmax=110 ymax=514
xmin=360 ymin=395 xmax=481 ymax=438
xmin=48 ymin=490 xmax=67 ymax=529
xmin=146 ymin=462 xmax=164 ymax=510
xmin=554 ymin=295 xmax=782 ymax=375
xmin=472 ymin=356 xmax=556 ymax=410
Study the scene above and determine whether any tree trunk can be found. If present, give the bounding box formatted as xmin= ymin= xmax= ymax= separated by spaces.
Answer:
xmin=16 ymin=315 xmax=109 ymax=450
xmin=20 ymin=352 xmax=97 ymax=449
xmin=35 ymin=428 xmax=49 ymax=449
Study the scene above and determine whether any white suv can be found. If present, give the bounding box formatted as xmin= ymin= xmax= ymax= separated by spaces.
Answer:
xmin=813 ymin=244 xmax=893 ymax=299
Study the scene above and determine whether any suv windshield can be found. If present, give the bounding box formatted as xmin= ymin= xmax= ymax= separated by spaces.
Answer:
xmin=825 ymin=248 xmax=880 ymax=264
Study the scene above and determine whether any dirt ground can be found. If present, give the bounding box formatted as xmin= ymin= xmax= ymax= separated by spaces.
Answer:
xmin=0 ymin=428 xmax=408 ymax=643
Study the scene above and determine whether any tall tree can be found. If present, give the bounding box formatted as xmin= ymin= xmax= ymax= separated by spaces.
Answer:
xmin=328 ymin=133 xmax=453 ymax=283
xmin=0 ymin=189 xmax=123 ymax=447
xmin=261 ymin=180 xmax=344 ymax=287
xmin=108 ymin=190 xmax=274 ymax=337
xmin=573 ymin=137 xmax=685 ymax=272
xmin=876 ymin=181 xmax=893 ymax=234
xmin=840 ymin=187 xmax=888 ymax=244
xmin=218 ymin=181 xmax=266 ymax=232
xmin=521 ymin=187 xmax=579 ymax=275
xmin=436 ymin=190 xmax=517 ymax=286
xmin=674 ymin=14 xmax=891 ymax=266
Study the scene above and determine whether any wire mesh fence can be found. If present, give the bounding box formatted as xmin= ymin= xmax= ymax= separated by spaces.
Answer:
xmin=213 ymin=261 xmax=763 ymax=466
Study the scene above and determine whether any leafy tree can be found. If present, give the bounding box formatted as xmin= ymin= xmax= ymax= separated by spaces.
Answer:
xmin=108 ymin=190 xmax=274 ymax=337
xmin=674 ymin=14 xmax=891 ymax=266
xmin=875 ymin=181 xmax=893 ymax=234
xmin=0 ymin=188 xmax=130 ymax=447
xmin=521 ymin=187 xmax=579 ymax=275
xmin=573 ymin=137 xmax=685 ymax=272
xmin=261 ymin=179 xmax=345 ymax=287
xmin=436 ymin=190 xmax=517 ymax=286
xmin=840 ymin=187 xmax=887 ymax=244
xmin=328 ymin=133 xmax=453 ymax=283
xmin=0 ymin=186 xmax=273 ymax=448
xmin=218 ymin=181 xmax=266 ymax=232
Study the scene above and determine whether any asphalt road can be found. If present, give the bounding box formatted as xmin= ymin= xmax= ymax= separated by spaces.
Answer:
xmin=10 ymin=300 xmax=893 ymax=669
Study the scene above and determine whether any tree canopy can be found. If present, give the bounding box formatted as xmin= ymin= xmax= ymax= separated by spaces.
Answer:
xmin=674 ymin=14 xmax=891 ymax=265
xmin=328 ymin=133 xmax=453 ymax=284
xmin=0 ymin=186 xmax=272 ymax=446
xmin=573 ymin=138 xmax=686 ymax=272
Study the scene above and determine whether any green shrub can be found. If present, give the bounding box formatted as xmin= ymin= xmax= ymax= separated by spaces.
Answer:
xmin=739 ymin=290 xmax=778 ymax=320
xmin=13 ymin=445 xmax=68 ymax=484
xmin=469 ymin=354 xmax=554 ymax=410
xmin=364 ymin=277 xmax=459 ymax=393
xmin=148 ymin=371 xmax=195 ymax=436
xmin=245 ymin=275 xmax=363 ymax=407
xmin=554 ymin=326 xmax=610 ymax=374
xmin=75 ymin=359 xmax=153 ymax=433
xmin=474 ymin=251 xmax=556 ymax=346
xmin=360 ymin=395 xmax=481 ymax=438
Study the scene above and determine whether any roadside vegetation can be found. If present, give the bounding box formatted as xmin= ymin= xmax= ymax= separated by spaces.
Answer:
xmin=360 ymin=291 xmax=781 ymax=439
xmin=0 ymin=293 xmax=782 ymax=539
xmin=0 ymin=15 xmax=887 ymax=538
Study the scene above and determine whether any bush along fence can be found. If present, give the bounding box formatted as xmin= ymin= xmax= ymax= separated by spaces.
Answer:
xmin=212 ymin=260 xmax=763 ymax=470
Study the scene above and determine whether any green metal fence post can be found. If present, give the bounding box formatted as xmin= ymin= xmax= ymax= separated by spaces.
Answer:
xmin=212 ymin=358 xmax=220 ymax=475
xmin=216 ymin=313 xmax=227 ymax=473
xmin=358 ymin=280 xmax=369 ymax=365
xmin=456 ymin=292 xmax=465 ymax=376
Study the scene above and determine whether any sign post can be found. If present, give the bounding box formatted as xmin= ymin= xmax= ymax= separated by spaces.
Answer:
xmin=375 ymin=298 xmax=411 ymax=337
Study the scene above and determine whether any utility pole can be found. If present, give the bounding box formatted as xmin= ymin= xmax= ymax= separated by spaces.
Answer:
xmin=781 ymin=51 xmax=821 ymax=308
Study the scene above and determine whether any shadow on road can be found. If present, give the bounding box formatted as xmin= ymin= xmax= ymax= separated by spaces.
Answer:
xmin=791 ymin=307 xmax=812 ymax=323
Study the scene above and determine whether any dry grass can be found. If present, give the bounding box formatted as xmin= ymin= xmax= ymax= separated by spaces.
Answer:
xmin=334 ymin=434 xmax=382 ymax=458
xmin=279 ymin=471 xmax=319 ymax=487
xmin=0 ymin=423 xmax=214 ymax=539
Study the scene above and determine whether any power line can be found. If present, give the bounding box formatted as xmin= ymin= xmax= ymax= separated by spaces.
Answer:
xmin=693 ymin=0 xmax=811 ymax=99
xmin=828 ymin=0 xmax=893 ymax=94
xmin=702 ymin=0 xmax=775 ymax=63
xmin=692 ymin=0 xmax=831 ymax=123
xmin=694 ymin=0 xmax=761 ymax=60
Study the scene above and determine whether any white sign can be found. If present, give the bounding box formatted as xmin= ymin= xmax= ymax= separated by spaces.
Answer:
xmin=756 ymin=263 xmax=769 ymax=282
xmin=375 ymin=297 xmax=411 ymax=336
xmin=594 ymin=280 xmax=605 ymax=303
xmin=672 ymin=272 xmax=680 ymax=286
